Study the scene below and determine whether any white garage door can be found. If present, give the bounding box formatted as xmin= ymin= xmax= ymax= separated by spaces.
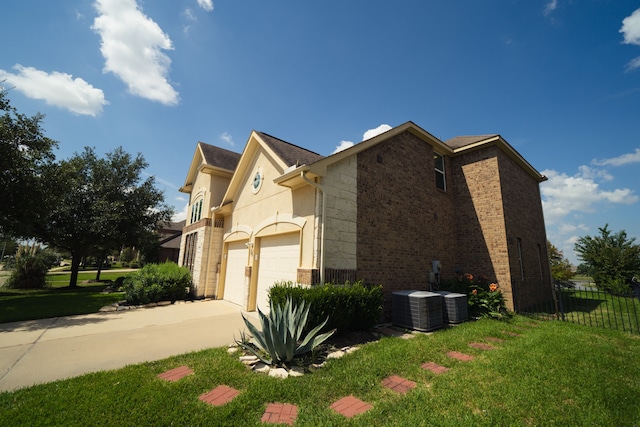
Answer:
xmin=256 ymin=233 xmax=300 ymax=313
xmin=223 ymin=240 xmax=248 ymax=308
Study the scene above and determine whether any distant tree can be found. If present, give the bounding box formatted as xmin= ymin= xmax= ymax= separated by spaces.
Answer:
xmin=0 ymin=88 xmax=57 ymax=238
xmin=576 ymin=263 xmax=594 ymax=277
xmin=39 ymin=147 xmax=173 ymax=287
xmin=574 ymin=224 xmax=640 ymax=294
xmin=547 ymin=241 xmax=575 ymax=283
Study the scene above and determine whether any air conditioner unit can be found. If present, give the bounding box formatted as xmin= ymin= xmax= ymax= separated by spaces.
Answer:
xmin=392 ymin=290 xmax=443 ymax=332
xmin=433 ymin=291 xmax=468 ymax=324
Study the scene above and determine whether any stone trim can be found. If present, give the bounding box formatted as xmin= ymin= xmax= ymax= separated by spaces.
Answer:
xmin=183 ymin=218 xmax=212 ymax=234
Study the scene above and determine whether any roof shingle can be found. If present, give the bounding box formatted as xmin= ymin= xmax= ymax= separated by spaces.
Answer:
xmin=256 ymin=132 xmax=324 ymax=167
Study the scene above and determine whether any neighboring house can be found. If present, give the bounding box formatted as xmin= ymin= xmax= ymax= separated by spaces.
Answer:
xmin=157 ymin=220 xmax=185 ymax=263
xmin=178 ymin=121 xmax=552 ymax=315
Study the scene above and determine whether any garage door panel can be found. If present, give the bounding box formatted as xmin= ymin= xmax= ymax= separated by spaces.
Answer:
xmin=224 ymin=240 xmax=248 ymax=307
xmin=256 ymin=234 xmax=300 ymax=313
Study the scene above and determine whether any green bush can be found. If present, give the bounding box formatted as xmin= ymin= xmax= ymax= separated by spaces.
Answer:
xmin=598 ymin=276 xmax=633 ymax=297
xmin=122 ymin=262 xmax=191 ymax=305
xmin=5 ymin=244 xmax=51 ymax=289
xmin=268 ymin=281 xmax=383 ymax=333
xmin=440 ymin=273 xmax=509 ymax=319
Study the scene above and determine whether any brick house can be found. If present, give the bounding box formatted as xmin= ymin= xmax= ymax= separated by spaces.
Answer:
xmin=178 ymin=121 xmax=552 ymax=315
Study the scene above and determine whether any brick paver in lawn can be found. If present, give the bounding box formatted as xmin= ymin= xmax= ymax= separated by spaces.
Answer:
xmin=382 ymin=375 xmax=417 ymax=394
xmin=261 ymin=403 xmax=298 ymax=426
xmin=421 ymin=361 xmax=450 ymax=374
xmin=468 ymin=342 xmax=495 ymax=350
xmin=330 ymin=395 xmax=373 ymax=418
xmin=199 ymin=385 xmax=239 ymax=406
xmin=502 ymin=330 xmax=521 ymax=337
xmin=157 ymin=366 xmax=193 ymax=382
xmin=447 ymin=351 xmax=475 ymax=361
xmin=484 ymin=337 xmax=505 ymax=343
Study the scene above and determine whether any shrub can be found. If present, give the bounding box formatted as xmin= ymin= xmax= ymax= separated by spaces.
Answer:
xmin=269 ymin=281 xmax=384 ymax=333
xmin=5 ymin=244 xmax=51 ymax=289
xmin=598 ymin=277 xmax=633 ymax=297
xmin=237 ymin=297 xmax=335 ymax=366
xmin=440 ymin=273 xmax=509 ymax=319
xmin=122 ymin=262 xmax=191 ymax=305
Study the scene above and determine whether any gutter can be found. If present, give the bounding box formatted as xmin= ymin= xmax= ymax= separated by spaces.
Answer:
xmin=300 ymin=171 xmax=325 ymax=284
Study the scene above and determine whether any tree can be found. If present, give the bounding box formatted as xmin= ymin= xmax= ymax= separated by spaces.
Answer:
xmin=0 ymin=88 xmax=57 ymax=238
xmin=547 ymin=241 xmax=574 ymax=283
xmin=574 ymin=224 xmax=640 ymax=294
xmin=39 ymin=147 xmax=173 ymax=287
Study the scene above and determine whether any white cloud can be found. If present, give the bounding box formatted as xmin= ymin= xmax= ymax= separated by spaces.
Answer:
xmin=0 ymin=64 xmax=107 ymax=116
xmin=92 ymin=0 xmax=179 ymax=105
xmin=592 ymin=148 xmax=640 ymax=166
xmin=332 ymin=124 xmax=392 ymax=154
xmin=577 ymin=165 xmax=613 ymax=182
xmin=621 ymin=8 xmax=640 ymax=71
xmin=172 ymin=203 xmax=188 ymax=222
xmin=544 ymin=0 xmax=558 ymax=16
xmin=541 ymin=167 xmax=638 ymax=225
xmin=197 ymin=0 xmax=214 ymax=12
xmin=220 ymin=132 xmax=234 ymax=146
xmin=183 ymin=8 xmax=196 ymax=21
xmin=363 ymin=124 xmax=392 ymax=141
xmin=331 ymin=141 xmax=354 ymax=154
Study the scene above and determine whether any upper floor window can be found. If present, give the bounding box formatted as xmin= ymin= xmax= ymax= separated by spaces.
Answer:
xmin=434 ymin=153 xmax=446 ymax=191
xmin=190 ymin=199 xmax=203 ymax=224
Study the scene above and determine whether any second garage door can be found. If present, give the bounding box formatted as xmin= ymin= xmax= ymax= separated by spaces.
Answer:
xmin=255 ymin=233 xmax=300 ymax=313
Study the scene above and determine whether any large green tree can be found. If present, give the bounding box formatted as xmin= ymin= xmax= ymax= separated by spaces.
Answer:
xmin=40 ymin=147 xmax=173 ymax=287
xmin=0 ymin=88 xmax=57 ymax=238
xmin=547 ymin=241 xmax=574 ymax=283
xmin=574 ymin=224 xmax=640 ymax=293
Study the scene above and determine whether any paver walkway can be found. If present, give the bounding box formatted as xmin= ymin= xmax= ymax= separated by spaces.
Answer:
xmin=99 ymin=321 xmax=540 ymax=423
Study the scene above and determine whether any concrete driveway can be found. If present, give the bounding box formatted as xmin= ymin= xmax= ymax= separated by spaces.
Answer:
xmin=0 ymin=299 xmax=257 ymax=392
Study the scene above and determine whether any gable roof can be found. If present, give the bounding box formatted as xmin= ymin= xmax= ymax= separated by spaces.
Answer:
xmin=198 ymin=142 xmax=242 ymax=171
xmin=180 ymin=142 xmax=241 ymax=193
xmin=255 ymin=132 xmax=324 ymax=167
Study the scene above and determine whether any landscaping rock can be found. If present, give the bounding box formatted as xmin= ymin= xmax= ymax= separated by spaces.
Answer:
xmin=253 ymin=363 xmax=270 ymax=373
xmin=99 ymin=305 xmax=117 ymax=312
xmin=269 ymin=368 xmax=289 ymax=379
xmin=289 ymin=366 xmax=304 ymax=377
xmin=227 ymin=347 xmax=239 ymax=354
xmin=239 ymin=355 xmax=259 ymax=365
xmin=326 ymin=350 xmax=345 ymax=360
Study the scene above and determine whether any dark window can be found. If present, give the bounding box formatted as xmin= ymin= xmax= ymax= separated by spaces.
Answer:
xmin=182 ymin=232 xmax=198 ymax=272
xmin=434 ymin=153 xmax=446 ymax=190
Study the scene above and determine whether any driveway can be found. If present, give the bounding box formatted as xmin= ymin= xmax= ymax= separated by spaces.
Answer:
xmin=0 ymin=299 xmax=257 ymax=392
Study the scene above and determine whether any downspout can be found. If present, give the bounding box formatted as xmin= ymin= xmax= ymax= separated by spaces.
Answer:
xmin=301 ymin=171 xmax=325 ymax=284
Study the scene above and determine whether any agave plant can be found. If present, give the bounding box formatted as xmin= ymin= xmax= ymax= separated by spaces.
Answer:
xmin=238 ymin=297 xmax=335 ymax=366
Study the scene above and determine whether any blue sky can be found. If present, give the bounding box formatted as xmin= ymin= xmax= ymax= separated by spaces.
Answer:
xmin=2 ymin=0 xmax=639 ymax=265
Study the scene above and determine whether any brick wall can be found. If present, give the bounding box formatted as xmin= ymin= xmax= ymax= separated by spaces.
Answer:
xmin=497 ymin=150 xmax=552 ymax=309
xmin=450 ymin=147 xmax=508 ymax=291
xmin=356 ymin=131 xmax=457 ymax=316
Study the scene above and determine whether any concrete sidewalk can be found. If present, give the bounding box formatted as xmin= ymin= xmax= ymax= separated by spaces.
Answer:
xmin=0 ymin=300 xmax=256 ymax=392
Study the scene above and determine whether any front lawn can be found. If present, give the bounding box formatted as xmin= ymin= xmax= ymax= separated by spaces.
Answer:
xmin=1 ymin=318 xmax=638 ymax=426
xmin=0 ymin=271 xmax=126 ymax=323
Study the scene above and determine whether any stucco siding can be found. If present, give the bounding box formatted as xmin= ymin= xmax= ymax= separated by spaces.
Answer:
xmin=322 ymin=155 xmax=358 ymax=270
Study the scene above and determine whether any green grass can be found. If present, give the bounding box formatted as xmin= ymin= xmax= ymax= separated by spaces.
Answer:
xmin=1 ymin=318 xmax=639 ymax=426
xmin=0 ymin=271 xmax=127 ymax=323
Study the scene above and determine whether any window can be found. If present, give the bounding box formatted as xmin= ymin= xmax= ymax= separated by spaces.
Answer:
xmin=182 ymin=232 xmax=198 ymax=272
xmin=434 ymin=153 xmax=446 ymax=190
xmin=517 ymin=238 xmax=524 ymax=280
xmin=190 ymin=199 xmax=203 ymax=224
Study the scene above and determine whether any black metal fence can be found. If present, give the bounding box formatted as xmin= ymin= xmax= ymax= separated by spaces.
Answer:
xmin=513 ymin=280 xmax=640 ymax=335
